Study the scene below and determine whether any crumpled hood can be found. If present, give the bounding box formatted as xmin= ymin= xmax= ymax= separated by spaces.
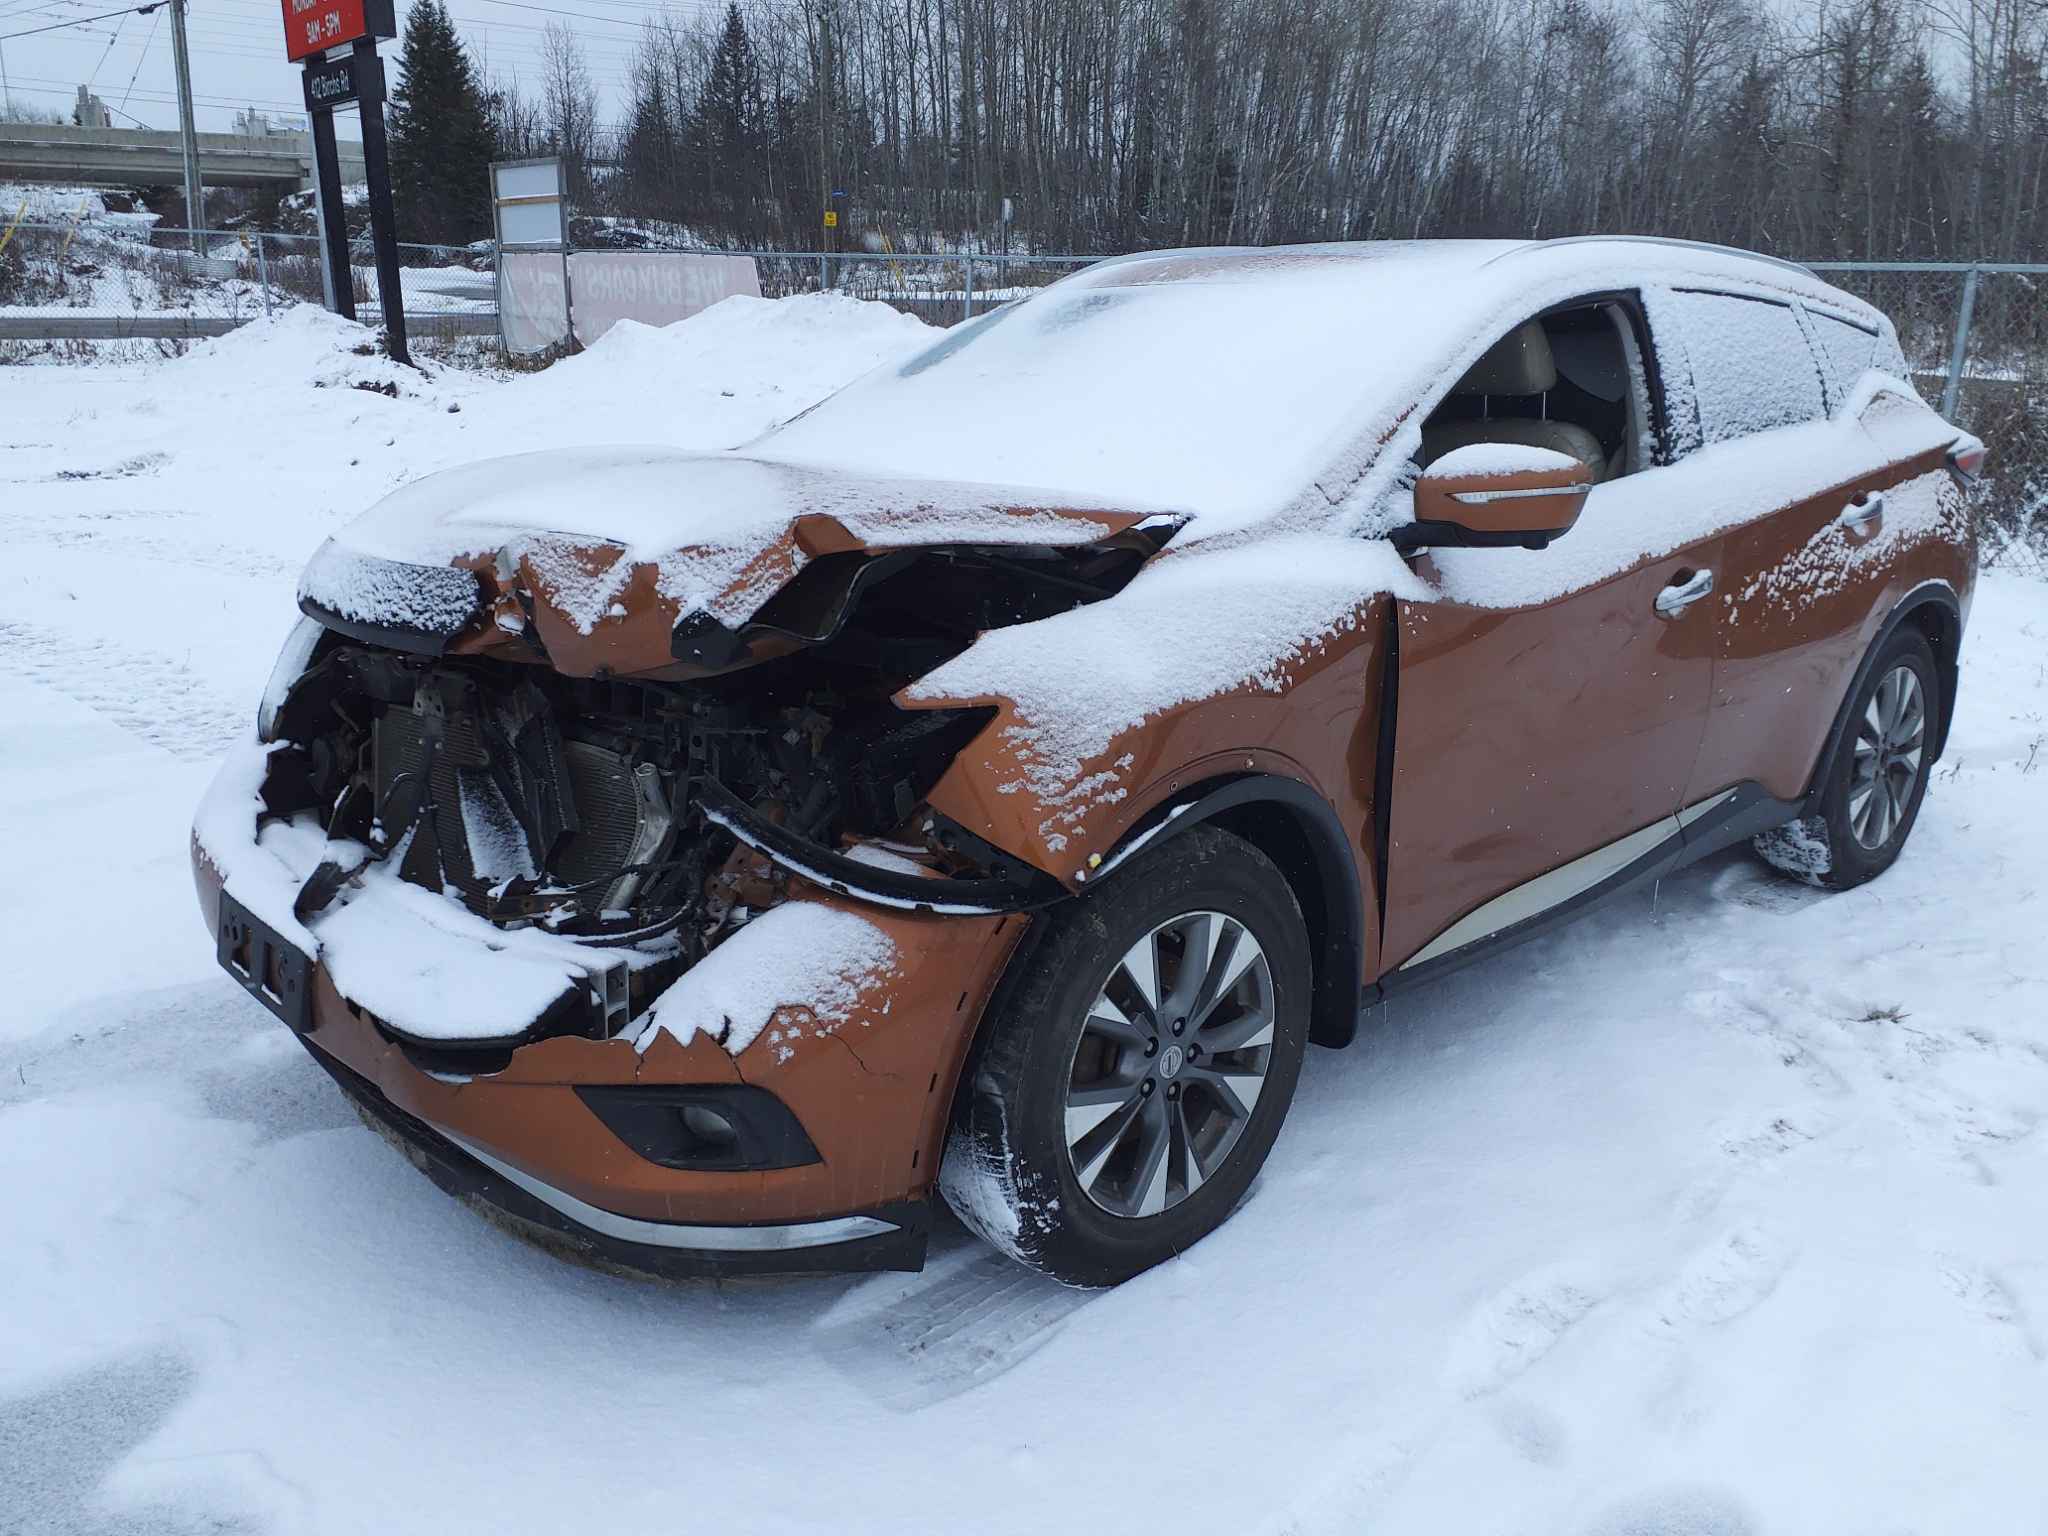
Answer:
xmin=297 ymin=446 xmax=1176 ymax=678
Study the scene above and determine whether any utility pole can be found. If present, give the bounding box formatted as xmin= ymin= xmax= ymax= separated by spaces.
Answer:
xmin=169 ymin=0 xmax=205 ymax=254
xmin=816 ymin=9 xmax=831 ymax=288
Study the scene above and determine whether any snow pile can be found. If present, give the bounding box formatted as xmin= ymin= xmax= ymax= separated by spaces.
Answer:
xmin=460 ymin=293 xmax=931 ymax=454
xmin=632 ymin=901 xmax=897 ymax=1058
xmin=175 ymin=304 xmax=457 ymax=402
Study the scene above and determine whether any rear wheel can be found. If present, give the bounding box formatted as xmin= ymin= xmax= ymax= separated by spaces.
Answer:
xmin=940 ymin=826 xmax=1310 ymax=1287
xmin=1753 ymin=629 xmax=1938 ymax=889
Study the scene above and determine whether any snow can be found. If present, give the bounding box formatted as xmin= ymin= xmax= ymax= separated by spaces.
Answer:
xmin=1426 ymin=442 xmax=1582 ymax=478
xmin=194 ymin=737 xmax=673 ymax=1044
xmin=6 ymin=287 xmax=2048 ymax=1535
xmin=759 ymin=240 xmax=1900 ymax=542
xmin=632 ymin=901 xmax=898 ymax=1058
xmin=909 ymin=535 xmax=1429 ymax=855
xmin=315 ymin=446 xmax=1167 ymax=634
xmin=1651 ymin=288 xmax=1829 ymax=443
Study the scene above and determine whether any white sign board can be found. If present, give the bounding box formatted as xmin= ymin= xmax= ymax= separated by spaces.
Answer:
xmin=497 ymin=249 xmax=762 ymax=356
xmin=568 ymin=251 xmax=761 ymax=347
xmin=491 ymin=158 xmax=566 ymax=248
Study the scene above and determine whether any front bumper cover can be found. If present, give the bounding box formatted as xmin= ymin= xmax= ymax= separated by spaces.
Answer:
xmin=310 ymin=1040 xmax=932 ymax=1278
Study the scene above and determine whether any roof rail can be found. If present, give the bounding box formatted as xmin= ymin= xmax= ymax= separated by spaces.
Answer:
xmin=1501 ymin=235 xmax=1818 ymax=280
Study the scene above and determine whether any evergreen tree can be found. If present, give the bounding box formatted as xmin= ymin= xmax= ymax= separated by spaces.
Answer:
xmin=689 ymin=3 xmax=767 ymax=226
xmin=620 ymin=71 xmax=682 ymax=224
xmin=387 ymin=0 xmax=500 ymax=246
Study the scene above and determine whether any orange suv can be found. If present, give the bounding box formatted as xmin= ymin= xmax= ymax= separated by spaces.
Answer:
xmin=197 ymin=238 xmax=1982 ymax=1285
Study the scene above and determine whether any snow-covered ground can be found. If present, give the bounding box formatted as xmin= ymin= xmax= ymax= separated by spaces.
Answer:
xmin=4 ymin=301 xmax=2047 ymax=1535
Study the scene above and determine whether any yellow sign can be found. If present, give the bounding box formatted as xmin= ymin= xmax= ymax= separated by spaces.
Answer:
xmin=823 ymin=210 xmax=839 ymax=228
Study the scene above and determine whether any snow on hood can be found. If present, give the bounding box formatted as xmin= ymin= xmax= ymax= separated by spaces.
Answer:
xmin=303 ymin=447 xmax=1172 ymax=635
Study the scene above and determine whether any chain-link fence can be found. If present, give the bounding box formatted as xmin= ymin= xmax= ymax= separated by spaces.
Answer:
xmin=734 ymin=249 xmax=1094 ymax=327
xmin=0 ymin=219 xmax=493 ymax=357
xmin=1811 ymin=263 xmax=2048 ymax=576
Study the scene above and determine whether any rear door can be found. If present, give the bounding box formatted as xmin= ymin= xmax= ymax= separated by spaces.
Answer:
xmin=1671 ymin=296 xmax=1956 ymax=807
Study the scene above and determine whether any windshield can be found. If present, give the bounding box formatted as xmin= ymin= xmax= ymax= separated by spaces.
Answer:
xmin=754 ymin=259 xmax=1465 ymax=529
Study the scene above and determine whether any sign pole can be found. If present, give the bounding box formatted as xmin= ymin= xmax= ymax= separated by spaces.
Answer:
xmin=307 ymin=100 xmax=353 ymax=319
xmin=351 ymin=38 xmax=408 ymax=363
xmin=282 ymin=0 xmax=396 ymax=343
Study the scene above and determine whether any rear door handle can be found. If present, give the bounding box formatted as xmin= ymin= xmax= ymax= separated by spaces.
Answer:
xmin=1838 ymin=492 xmax=1885 ymax=534
xmin=1655 ymin=567 xmax=1714 ymax=619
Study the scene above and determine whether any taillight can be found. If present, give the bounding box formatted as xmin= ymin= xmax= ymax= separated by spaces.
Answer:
xmin=1948 ymin=439 xmax=1988 ymax=485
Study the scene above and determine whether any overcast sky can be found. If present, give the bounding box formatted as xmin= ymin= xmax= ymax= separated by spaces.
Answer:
xmin=0 ymin=0 xmax=709 ymax=138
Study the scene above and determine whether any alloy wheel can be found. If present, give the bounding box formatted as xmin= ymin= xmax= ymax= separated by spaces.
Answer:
xmin=1061 ymin=910 xmax=1276 ymax=1219
xmin=1850 ymin=663 xmax=1926 ymax=850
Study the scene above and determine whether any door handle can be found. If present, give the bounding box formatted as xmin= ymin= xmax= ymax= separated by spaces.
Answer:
xmin=1838 ymin=492 xmax=1885 ymax=534
xmin=1655 ymin=567 xmax=1715 ymax=619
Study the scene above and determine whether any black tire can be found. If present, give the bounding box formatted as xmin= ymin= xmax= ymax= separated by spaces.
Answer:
xmin=940 ymin=826 xmax=1310 ymax=1287
xmin=1753 ymin=627 xmax=1939 ymax=890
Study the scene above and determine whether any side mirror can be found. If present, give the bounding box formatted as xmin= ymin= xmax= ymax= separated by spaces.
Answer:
xmin=1401 ymin=444 xmax=1594 ymax=551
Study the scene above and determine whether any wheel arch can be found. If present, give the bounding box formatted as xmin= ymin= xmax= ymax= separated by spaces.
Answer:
xmin=1805 ymin=580 xmax=1962 ymax=811
xmin=1081 ymin=774 xmax=1365 ymax=1049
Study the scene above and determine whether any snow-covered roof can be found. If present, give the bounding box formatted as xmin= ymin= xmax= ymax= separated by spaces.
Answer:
xmin=752 ymin=237 xmax=1890 ymax=543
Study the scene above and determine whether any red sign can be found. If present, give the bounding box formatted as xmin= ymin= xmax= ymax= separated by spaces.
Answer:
xmin=281 ymin=0 xmax=392 ymax=62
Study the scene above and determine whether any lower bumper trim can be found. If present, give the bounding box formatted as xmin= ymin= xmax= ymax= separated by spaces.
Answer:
xmin=444 ymin=1131 xmax=897 ymax=1252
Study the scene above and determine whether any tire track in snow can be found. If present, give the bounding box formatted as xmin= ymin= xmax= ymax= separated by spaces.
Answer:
xmin=5 ymin=523 xmax=301 ymax=583
xmin=815 ymin=1244 xmax=1095 ymax=1409
xmin=0 ymin=622 xmax=245 ymax=761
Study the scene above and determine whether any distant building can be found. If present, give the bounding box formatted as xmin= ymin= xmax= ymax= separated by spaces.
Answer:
xmin=73 ymin=87 xmax=111 ymax=129
xmin=233 ymin=108 xmax=291 ymax=139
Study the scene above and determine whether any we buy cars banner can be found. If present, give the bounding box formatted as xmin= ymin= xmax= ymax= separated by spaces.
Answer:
xmin=280 ymin=0 xmax=394 ymax=63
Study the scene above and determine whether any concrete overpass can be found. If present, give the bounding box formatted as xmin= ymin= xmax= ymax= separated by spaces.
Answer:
xmin=0 ymin=122 xmax=366 ymax=193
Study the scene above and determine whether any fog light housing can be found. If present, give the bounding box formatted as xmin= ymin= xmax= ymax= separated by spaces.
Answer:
xmin=575 ymin=1085 xmax=820 ymax=1172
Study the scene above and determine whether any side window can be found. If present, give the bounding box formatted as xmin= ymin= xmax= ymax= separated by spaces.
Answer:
xmin=1803 ymin=308 xmax=1883 ymax=411
xmin=1414 ymin=299 xmax=1653 ymax=485
xmin=1656 ymin=289 xmax=1827 ymax=446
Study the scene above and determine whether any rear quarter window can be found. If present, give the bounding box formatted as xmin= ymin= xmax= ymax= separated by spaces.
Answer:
xmin=1804 ymin=308 xmax=1885 ymax=409
xmin=1653 ymin=289 xmax=1828 ymax=448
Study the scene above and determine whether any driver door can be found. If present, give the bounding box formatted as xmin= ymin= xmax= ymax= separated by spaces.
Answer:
xmin=1381 ymin=517 xmax=1722 ymax=972
xmin=1379 ymin=295 xmax=1722 ymax=974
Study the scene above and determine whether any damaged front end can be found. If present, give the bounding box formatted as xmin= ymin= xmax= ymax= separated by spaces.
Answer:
xmin=270 ymin=510 xmax=1180 ymax=1026
xmin=193 ymin=489 xmax=1179 ymax=1275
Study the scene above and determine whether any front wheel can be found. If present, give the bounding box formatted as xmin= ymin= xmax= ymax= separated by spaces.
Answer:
xmin=1753 ymin=628 xmax=1939 ymax=889
xmin=940 ymin=826 xmax=1310 ymax=1287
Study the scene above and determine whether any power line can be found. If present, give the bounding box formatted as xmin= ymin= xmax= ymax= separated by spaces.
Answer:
xmin=83 ymin=0 xmax=129 ymax=84
xmin=115 ymin=0 xmax=160 ymax=115
xmin=0 ymin=0 xmax=157 ymax=43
